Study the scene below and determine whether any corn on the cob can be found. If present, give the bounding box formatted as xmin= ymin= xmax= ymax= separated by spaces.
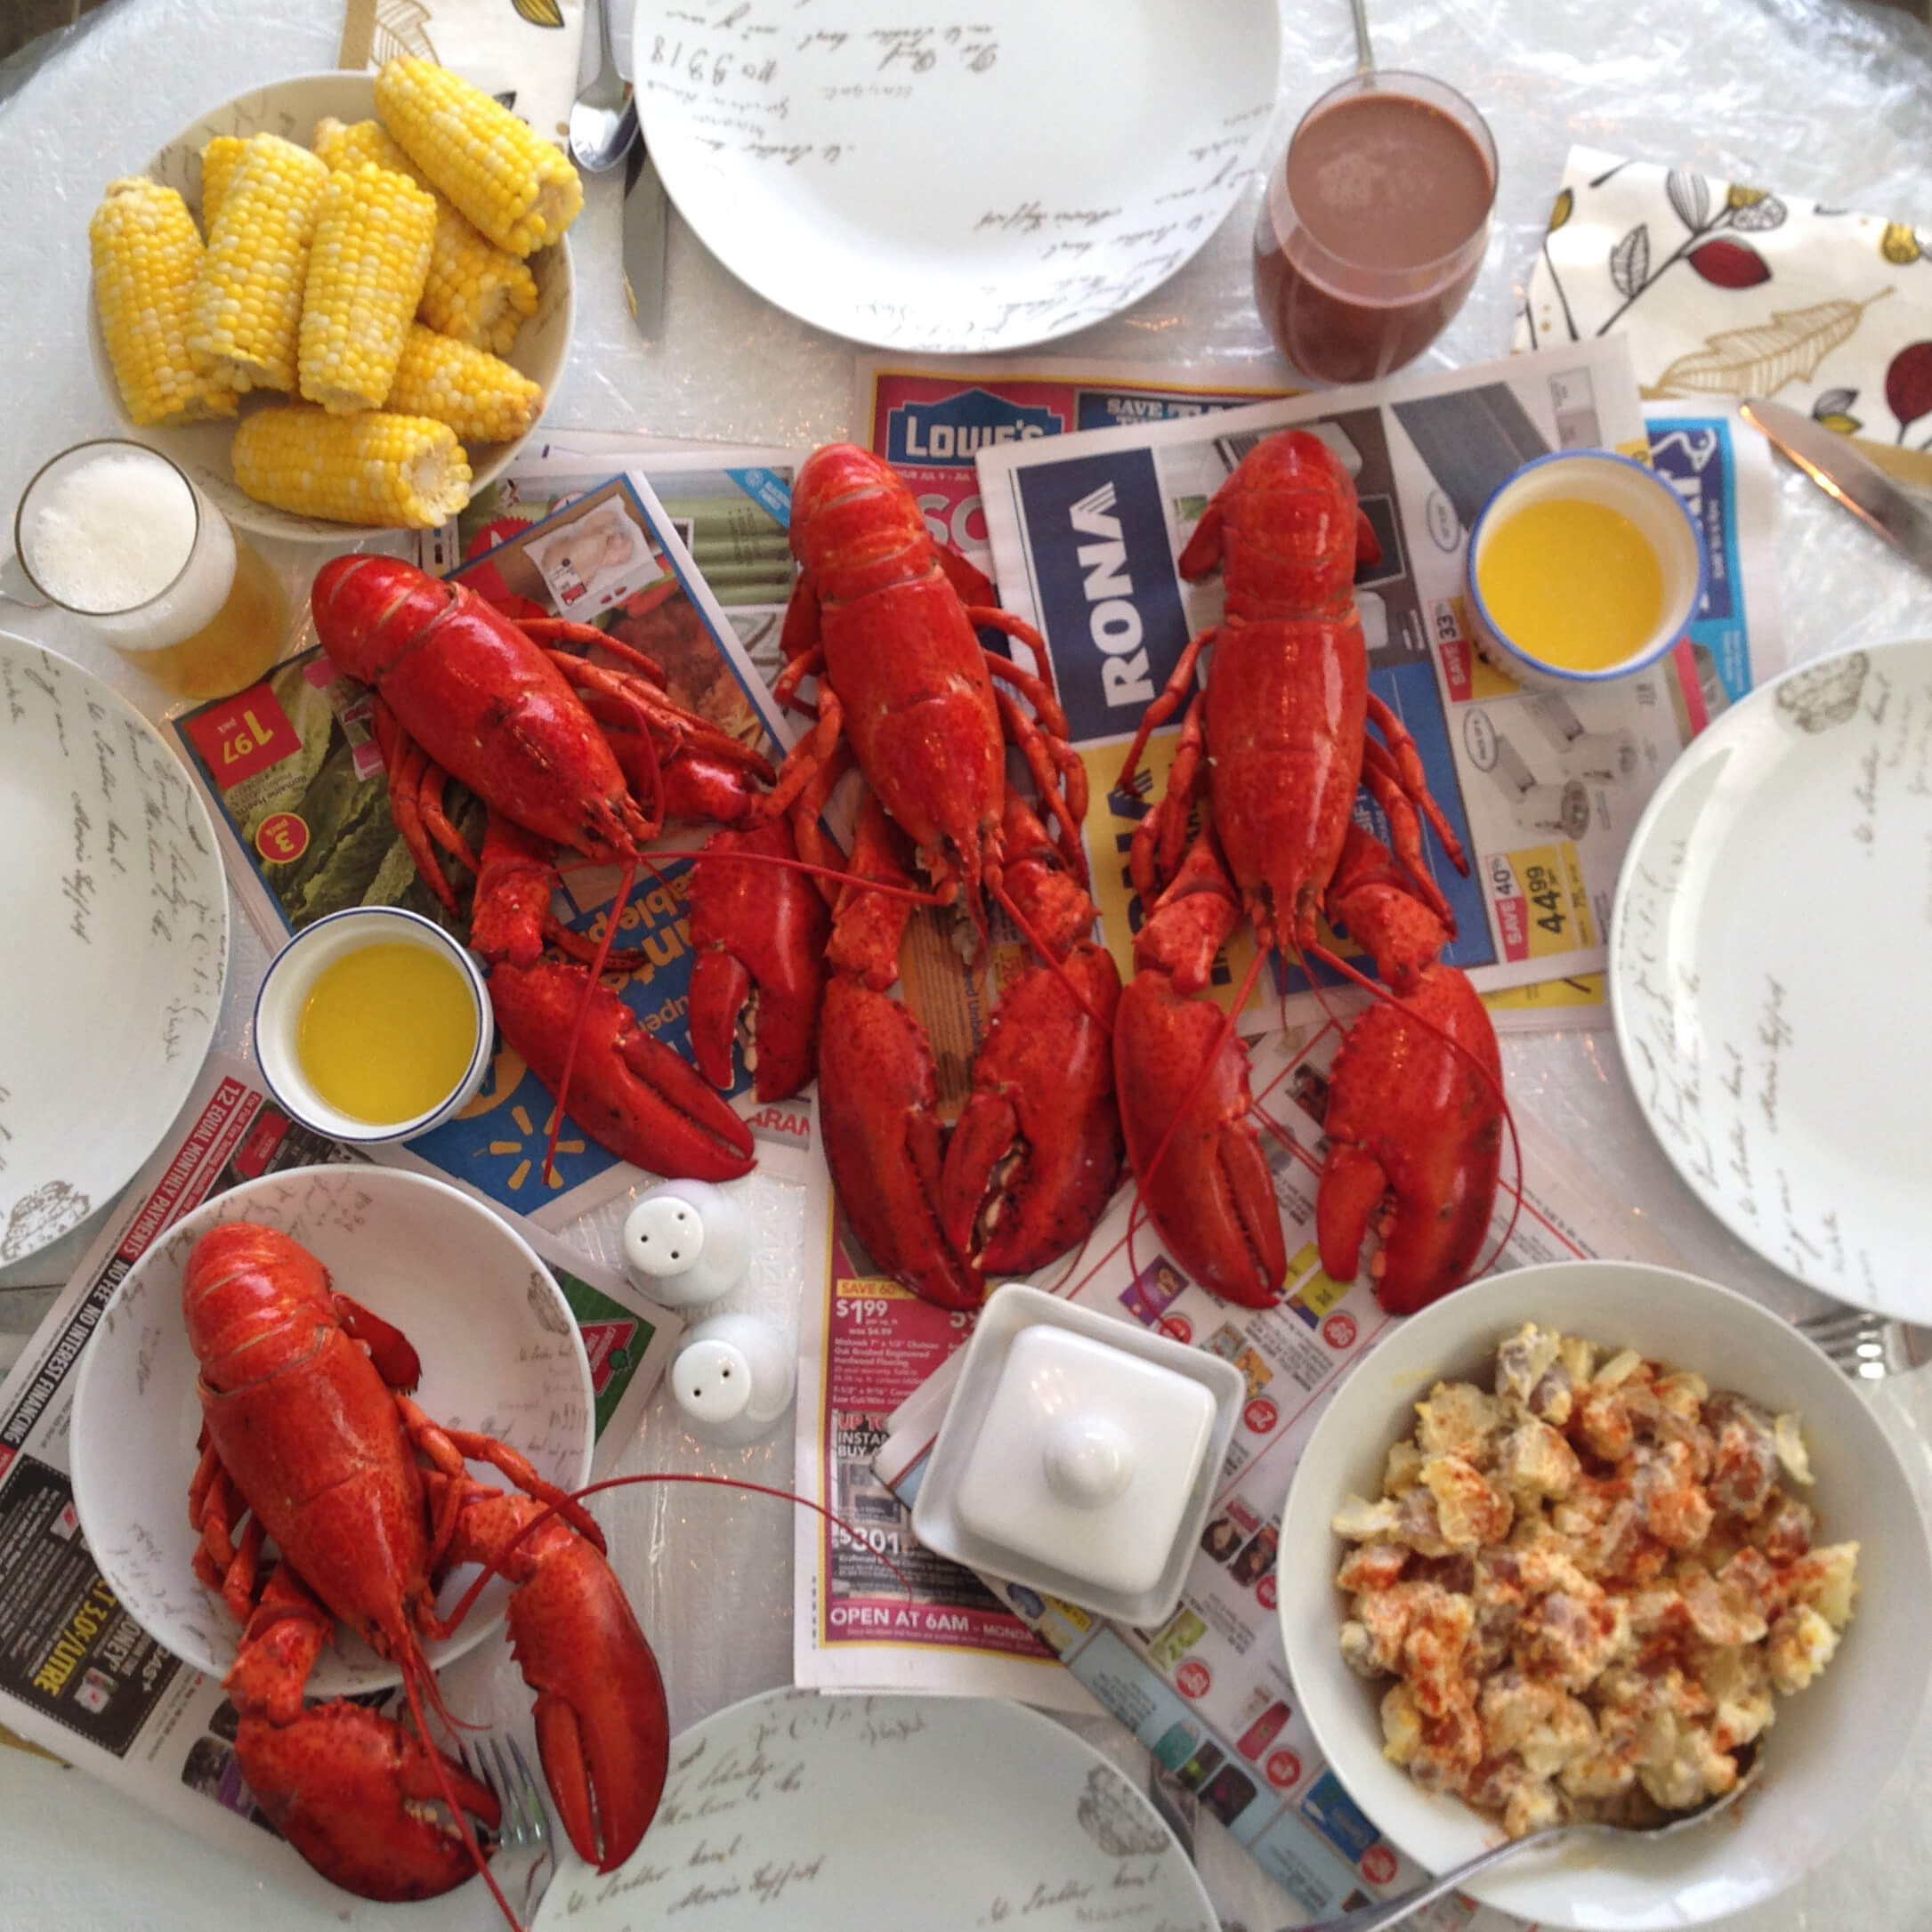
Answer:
xmin=297 ymin=164 xmax=437 ymax=414
xmin=313 ymin=116 xmax=538 ymax=354
xmin=231 ymin=406 xmax=472 ymax=528
xmin=197 ymin=136 xmax=248 ymax=234
xmin=89 ymin=177 xmax=238 ymax=428
xmin=190 ymin=134 xmax=329 ymax=393
xmin=386 ymin=323 xmax=543 ymax=444
xmin=374 ymin=57 xmax=582 ymax=257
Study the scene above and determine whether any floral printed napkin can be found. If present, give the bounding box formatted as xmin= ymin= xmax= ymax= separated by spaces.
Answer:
xmin=337 ymin=0 xmax=586 ymax=149
xmin=1515 ymin=144 xmax=1932 ymax=487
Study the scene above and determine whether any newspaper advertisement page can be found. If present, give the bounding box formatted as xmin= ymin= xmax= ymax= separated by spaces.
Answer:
xmin=0 ymin=1052 xmax=680 ymax=1920
xmin=168 ymin=468 xmax=819 ymax=1229
xmin=972 ymin=339 xmax=1777 ymax=1033
xmin=791 ymin=1228 xmax=1098 ymax=1710
xmin=874 ymin=1015 xmax=1683 ymax=1928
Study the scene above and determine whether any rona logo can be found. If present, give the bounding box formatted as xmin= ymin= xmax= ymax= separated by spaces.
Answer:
xmin=1016 ymin=449 xmax=1190 ymax=744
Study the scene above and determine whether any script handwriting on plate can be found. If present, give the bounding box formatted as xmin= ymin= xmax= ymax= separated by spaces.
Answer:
xmin=1755 ymin=974 xmax=1790 ymax=1137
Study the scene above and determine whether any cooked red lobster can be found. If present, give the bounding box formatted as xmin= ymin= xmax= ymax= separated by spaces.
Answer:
xmin=1116 ymin=430 xmax=1505 ymax=1314
xmin=182 ymin=1219 xmax=667 ymax=1915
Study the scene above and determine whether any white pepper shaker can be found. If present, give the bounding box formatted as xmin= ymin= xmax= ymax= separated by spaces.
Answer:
xmin=621 ymin=1179 xmax=752 ymax=1309
xmin=670 ymin=1311 xmax=796 ymax=1447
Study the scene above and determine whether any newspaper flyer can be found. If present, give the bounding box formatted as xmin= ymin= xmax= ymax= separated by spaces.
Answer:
xmin=0 ymin=1051 xmax=681 ymax=1920
xmin=790 ymin=1227 xmax=1098 ymax=1712
xmin=169 ymin=469 xmax=821 ymax=1229
xmin=874 ymin=1018 xmax=1684 ymax=1929
xmin=971 ymin=342 xmax=1787 ymax=1032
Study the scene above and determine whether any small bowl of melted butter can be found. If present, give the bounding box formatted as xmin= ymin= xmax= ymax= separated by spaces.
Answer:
xmin=1466 ymin=449 xmax=1705 ymax=691
xmin=255 ymin=907 xmax=491 ymax=1144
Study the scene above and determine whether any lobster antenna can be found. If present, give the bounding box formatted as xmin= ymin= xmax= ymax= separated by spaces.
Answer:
xmin=1305 ymin=938 xmax=1524 ymax=1287
xmin=398 ymin=1661 xmax=524 ymax=1932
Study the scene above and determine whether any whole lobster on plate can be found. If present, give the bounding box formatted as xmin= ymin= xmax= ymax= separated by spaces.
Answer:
xmin=1115 ymin=430 xmax=1506 ymax=1315
xmin=311 ymin=555 xmax=831 ymax=1183
xmin=182 ymin=1220 xmax=666 ymax=1920
xmin=760 ymin=444 xmax=1123 ymax=1309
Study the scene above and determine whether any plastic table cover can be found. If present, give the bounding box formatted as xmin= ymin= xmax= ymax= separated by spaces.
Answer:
xmin=2 ymin=0 xmax=1931 ymax=1926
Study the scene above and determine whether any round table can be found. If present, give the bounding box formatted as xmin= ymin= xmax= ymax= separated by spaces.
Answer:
xmin=3 ymin=0 xmax=1931 ymax=1926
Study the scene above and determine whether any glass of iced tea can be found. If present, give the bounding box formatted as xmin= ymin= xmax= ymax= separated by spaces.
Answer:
xmin=13 ymin=440 xmax=287 ymax=699
xmin=1252 ymin=71 xmax=1497 ymax=387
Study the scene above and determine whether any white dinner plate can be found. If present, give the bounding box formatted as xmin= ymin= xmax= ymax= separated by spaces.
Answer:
xmin=0 ymin=635 xmax=228 ymax=1266
xmin=533 ymin=1685 xmax=1217 ymax=1932
xmin=69 ymin=1165 xmax=594 ymax=1694
xmin=630 ymin=0 xmax=1281 ymax=352
xmin=1610 ymin=640 xmax=1932 ymax=1319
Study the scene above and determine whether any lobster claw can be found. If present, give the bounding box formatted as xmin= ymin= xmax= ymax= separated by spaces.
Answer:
xmin=237 ymin=1703 xmax=501 ymax=1903
xmin=488 ymin=958 xmax=756 ymax=1182
xmin=1114 ymin=829 xmax=1284 ymax=1308
xmin=686 ymin=819 xmax=829 ymax=1101
xmin=446 ymin=1491 xmax=670 ymax=1873
xmin=819 ymin=976 xmax=982 ymax=1310
xmin=1316 ymin=825 xmax=1504 ymax=1314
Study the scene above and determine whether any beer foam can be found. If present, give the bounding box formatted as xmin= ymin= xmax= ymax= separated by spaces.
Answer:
xmin=24 ymin=449 xmax=198 ymax=614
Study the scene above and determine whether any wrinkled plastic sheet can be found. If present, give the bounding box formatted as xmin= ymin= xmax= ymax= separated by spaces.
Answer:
xmin=4 ymin=1 xmax=1932 ymax=1927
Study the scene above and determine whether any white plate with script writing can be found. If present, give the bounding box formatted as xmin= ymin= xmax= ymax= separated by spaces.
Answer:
xmin=1610 ymin=639 xmax=1932 ymax=1318
xmin=630 ymin=0 xmax=1279 ymax=352
xmin=534 ymin=1686 xmax=1216 ymax=1932
xmin=0 ymin=635 xmax=228 ymax=1268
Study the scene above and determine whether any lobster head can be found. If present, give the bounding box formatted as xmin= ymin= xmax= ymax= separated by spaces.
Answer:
xmin=182 ymin=1221 xmax=337 ymax=1394
xmin=1177 ymin=429 xmax=1364 ymax=618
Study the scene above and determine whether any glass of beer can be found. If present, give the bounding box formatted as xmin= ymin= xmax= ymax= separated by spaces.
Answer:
xmin=12 ymin=440 xmax=287 ymax=699
xmin=1252 ymin=71 xmax=1497 ymax=386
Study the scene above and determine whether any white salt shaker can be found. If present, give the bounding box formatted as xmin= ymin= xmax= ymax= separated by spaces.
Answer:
xmin=621 ymin=1179 xmax=752 ymax=1309
xmin=670 ymin=1311 xmax=796 ymax=1447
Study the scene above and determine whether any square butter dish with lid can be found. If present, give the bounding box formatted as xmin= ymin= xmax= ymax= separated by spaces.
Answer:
xmin=912 ymin=1284 xmax=1244 ymax=1625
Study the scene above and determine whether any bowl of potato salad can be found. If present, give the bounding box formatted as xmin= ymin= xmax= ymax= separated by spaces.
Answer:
xmin=1277 ymin=1261 xmax=1932 ymax=1930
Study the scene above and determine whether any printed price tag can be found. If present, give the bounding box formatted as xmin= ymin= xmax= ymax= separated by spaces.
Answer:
xmin=181 ymin=687 xmax=301 ymax=788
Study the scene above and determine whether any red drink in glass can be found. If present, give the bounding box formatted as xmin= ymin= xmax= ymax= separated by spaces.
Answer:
xmin=1253 ymin=72 xmax=1496 ymax=385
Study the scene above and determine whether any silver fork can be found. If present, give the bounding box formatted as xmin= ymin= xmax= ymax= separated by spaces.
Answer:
xmin=1795 ymin=1306 xmax=1932 ymax=1380
xmin=463 ymin=1734 xmax=554 ymax=1919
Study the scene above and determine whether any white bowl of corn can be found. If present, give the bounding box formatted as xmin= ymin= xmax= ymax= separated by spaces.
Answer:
xmin=85 ymin=65 xmax=578 ymax=541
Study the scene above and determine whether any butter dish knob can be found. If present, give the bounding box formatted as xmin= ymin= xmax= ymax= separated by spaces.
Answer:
xmin=1043 ymin=1414 xmax=1136 ymax=1508
xmin=623 ymin=1178 xmax=752 ymax=1307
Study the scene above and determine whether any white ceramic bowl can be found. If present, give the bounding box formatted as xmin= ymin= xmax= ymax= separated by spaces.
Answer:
xmin=0 ymin=631 xmax=230 ymax=1268
xmin=1465 ymin=451 xmax=1705 ymax=690
xmin=85 ymin=71 xmax=574 ymax=543
xmin=69 ymin=1164 xmax=594 ymax=1694
xmin=1276 ymin=1260 xmax=1932 ymax=1930
xmin=254 ymin=905 xmax=492 ymax=1144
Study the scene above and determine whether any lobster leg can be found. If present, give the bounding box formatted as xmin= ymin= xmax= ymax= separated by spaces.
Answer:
xmin=372 ymin=699 xmax=460 ymax=912
xmin=488 ymin=958 xmax=756 ymax=1182
xmin=1113 ymin=831 xmax=1286 ymax=1308
xmin=686 ymin=816 xmax=830 ymax=1100
xmin=433 ymin=1487 xmax=669 ymax=1874
xmin=1316 ymin=826 xmax=1503 ymax=1314
xmin=225 ymin=1564 xmax=503 ymax=1903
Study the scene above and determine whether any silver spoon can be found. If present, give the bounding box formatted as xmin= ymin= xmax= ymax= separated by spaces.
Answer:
xmin=1295 ymin=1749 xmax=1764 ymax=1932
xmin=1348 ymin=0 xmax=1376 ymax=74
xmin=569 ymin=0 xmax=638 ymax=174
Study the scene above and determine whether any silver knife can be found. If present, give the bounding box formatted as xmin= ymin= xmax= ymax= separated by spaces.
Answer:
xmin=620 ymin=127 xmax=668 ymax=340
xmin=1740 ymin=396 xmax=1932 ymax=575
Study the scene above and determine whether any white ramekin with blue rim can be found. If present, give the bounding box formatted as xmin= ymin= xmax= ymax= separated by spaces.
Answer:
xmin=1464 ymin=449 xmax=1706 ymax=690
xmin=253 ymin=906 xmax=493 ymax=1144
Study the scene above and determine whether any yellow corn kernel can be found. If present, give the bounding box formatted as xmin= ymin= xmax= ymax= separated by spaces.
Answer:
xmin=314 ymin=116 xmax=537 ymax=353
xmin=375 ymin=57 xmax=583 ymax=257
xmin=190 ymin=133 xmax=329 ymax=393
xmin=386 ymin=324 xmax=543 ymax=444
xmin=298 ymin=164 xmax=437 ymax=414
xmin=197 ymin=136 xmax=248 ymax=234
xmin=231 ymin=406 xmax=472 ymax=528
xmin=88 ymin=177 xmax=238 ymax=427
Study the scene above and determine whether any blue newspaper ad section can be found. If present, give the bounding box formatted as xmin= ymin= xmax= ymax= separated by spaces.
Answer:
xmin=1015 ymin=445 xmax=1192 ymax=747
xmin=885 ymin=384 xmax=1062 ymax=464
xmin=1646 ymin=416 xmax=1750 ymax=703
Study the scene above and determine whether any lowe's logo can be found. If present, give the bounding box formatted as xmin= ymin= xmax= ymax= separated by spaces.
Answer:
xmin=885 ymin=388 xmax=1060 ymax=465
xmin=1016 ymin=449 xmax=1189 ymax=744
